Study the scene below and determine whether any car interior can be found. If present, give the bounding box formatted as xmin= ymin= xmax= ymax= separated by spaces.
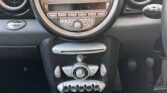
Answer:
xmin=0 ymin=0 xmax=166 ymax=93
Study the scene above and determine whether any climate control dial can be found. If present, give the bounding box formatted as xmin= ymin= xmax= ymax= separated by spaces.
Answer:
xmin=72 ymin=64 xmax=89 ymax=80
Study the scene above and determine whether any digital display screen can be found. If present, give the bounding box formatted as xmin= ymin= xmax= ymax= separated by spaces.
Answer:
xmin=47 ymin=0 xmax=80 ymax=2
xmin=48 ymin=3 xmax=106 ymax=11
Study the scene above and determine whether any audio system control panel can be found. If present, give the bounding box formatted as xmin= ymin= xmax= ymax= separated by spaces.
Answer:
xmin=40 ymin=37 xmax=120 ymax=93
xmin=31 ymin=0 xmax=121 ymax=39
xmin=42 ymin=0 xmax=112 ymax=32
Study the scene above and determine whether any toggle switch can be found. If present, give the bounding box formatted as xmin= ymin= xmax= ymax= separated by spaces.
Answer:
xmin=100 ymin=64 xmax=107 ymax=77
xmin=54 ymin=66 xmax=61 ymax=78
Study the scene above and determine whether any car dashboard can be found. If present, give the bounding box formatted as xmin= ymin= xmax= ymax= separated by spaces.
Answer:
xmin=0 ymin=0 xmax=164 ymax=93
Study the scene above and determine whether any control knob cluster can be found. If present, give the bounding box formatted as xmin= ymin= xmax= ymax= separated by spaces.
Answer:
xmin=72 ymin=63 xmax=90 ymax=80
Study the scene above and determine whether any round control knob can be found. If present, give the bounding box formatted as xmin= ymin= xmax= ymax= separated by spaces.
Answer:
xmin=73 ymin=21 xmax=83 ymax=29
xmin=76 ymin=68 xmax=86 ymax=78
xmin=72 ymin=63 xmax=89 ymax=80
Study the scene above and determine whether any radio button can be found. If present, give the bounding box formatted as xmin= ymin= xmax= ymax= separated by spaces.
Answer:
xmin=88 ymin=13 xmax=97 ymax=16
xmin=97 ymin=12 xmax=107 ymax=17
xmin=58 ymin=13 xmax=67 ymax=17
xmin=68 ymin=13 xmax=77 ymax=17
xmin=78 ymin=13 xmax=88 ymax=17
xmin=48 ymin=14 xmax=58 ymax=19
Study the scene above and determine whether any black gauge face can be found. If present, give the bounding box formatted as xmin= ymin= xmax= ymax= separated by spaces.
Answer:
xmin=3 ymin=0 xmax=24 ymax=7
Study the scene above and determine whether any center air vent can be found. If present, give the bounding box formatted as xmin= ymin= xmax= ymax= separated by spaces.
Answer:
xmin=0 ymin=0 xmax=27 ymax=11
xmin=127 ymin=0 xmax=153 ymax=9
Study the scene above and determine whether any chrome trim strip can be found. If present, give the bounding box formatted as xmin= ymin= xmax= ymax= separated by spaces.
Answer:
xmin=52 ymin=43 xmax=107 ymax=55
xmin=57 ymin=80 xmax=106 ymax=93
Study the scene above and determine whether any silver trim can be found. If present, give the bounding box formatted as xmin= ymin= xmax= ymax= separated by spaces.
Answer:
xmin=59 ymin=17 xmax=96 ymax=31
xmin=72 ymin=63 xmax=90 ymax=80
xmin=76 ymin=55 xmax=84 ymax=62
xmin=57 ymin=80 xmax=106 ymax=93
xmin=100 ymin=64 xmax=107 ymax=77
xmin=54 ymin=66 xmax=61 ymax=78
xmin=5 ymin=20 xmax=26 ymax=30
xmin=62 ymin=66 xmax=73 ymax=77
xmin=62 ymin=64 xmax=99 ymax=79
xmin=71 ymin=86 xmax=77 ymax=92
xmin=0 ymin=0 xmax=27 ymax=11
xmin=52 ymin=43 xmax=107 ymax=55
xmin=88 ymin=65 xmax=99 ymax=76
xmin=85 ymin=85 xmax=93 ymax=92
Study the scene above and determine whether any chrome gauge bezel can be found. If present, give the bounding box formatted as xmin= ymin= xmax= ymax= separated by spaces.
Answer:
xmin=31 ymin=0 xmax=123 ymax=40
xmin=0 ymin=0 xmax=27 ymax=11
xmin=129 ymin=0 xmax=152 ymax=6
xmin=127 ymin=0 xmax=153 ymax=9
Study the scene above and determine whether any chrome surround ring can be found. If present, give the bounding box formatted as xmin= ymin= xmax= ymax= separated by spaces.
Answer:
xmin=0 ymin=0 xmax=27 ymax=11
xmin=30 ymin=0 xmax=123 ymax=39
xmin=129 ymin=0 xmax=152 ymax=6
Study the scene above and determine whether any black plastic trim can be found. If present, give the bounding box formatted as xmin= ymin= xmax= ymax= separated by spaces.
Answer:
xmin=0 ymin=15 xmax=160 ymax=55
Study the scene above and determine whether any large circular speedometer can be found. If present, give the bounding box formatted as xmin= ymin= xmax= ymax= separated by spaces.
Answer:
xmin=0 ymin=0 xmax=27 ymax=11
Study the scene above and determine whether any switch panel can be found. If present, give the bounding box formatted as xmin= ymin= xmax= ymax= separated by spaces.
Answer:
xmin=62 ymin=63 xmax=99 ymax=80
xmin=57 ymin=80 xmax=106 ymax=93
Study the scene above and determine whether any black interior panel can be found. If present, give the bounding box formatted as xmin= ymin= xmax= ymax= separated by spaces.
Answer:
xmin=0 ymin=47 xmax=50 ymax=93
xmin=0 ymin=15 xmax=160 ymax=55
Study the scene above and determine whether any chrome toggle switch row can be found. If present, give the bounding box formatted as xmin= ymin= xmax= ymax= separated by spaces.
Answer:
xmin=54 ymin=64 xmax=108 ymax=79
xmin=62 ymin=63 xmax=99 ymax=80
xmin=57 ymin=80 xmax=106 ymax=93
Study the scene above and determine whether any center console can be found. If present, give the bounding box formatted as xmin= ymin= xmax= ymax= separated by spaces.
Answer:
xmin=40 ymin=37 xmax=120 ymax=93
xmin=30 ymin=0 xmax=123 ymax=93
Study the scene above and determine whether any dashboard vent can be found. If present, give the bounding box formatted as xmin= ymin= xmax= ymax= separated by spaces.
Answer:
xmin=127 ymin=0 xmax=153 ymax=9
xmin=124 ymin=0 xmax=162 ymax=14
xmin=0 ymin=0 xmax=34 ymax=19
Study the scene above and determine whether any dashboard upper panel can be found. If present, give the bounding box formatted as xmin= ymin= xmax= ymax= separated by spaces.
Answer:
xmin=0 ymin=0 xmax=162 ymax=19
xmin=0 ymin=15 xmax=160 ymax=56
xmin=0 ymin=0 xmax=161 ymax=56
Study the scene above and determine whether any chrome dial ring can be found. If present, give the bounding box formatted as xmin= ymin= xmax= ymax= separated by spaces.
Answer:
xmin=0 ymin=0 xmax=27 ymax=11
